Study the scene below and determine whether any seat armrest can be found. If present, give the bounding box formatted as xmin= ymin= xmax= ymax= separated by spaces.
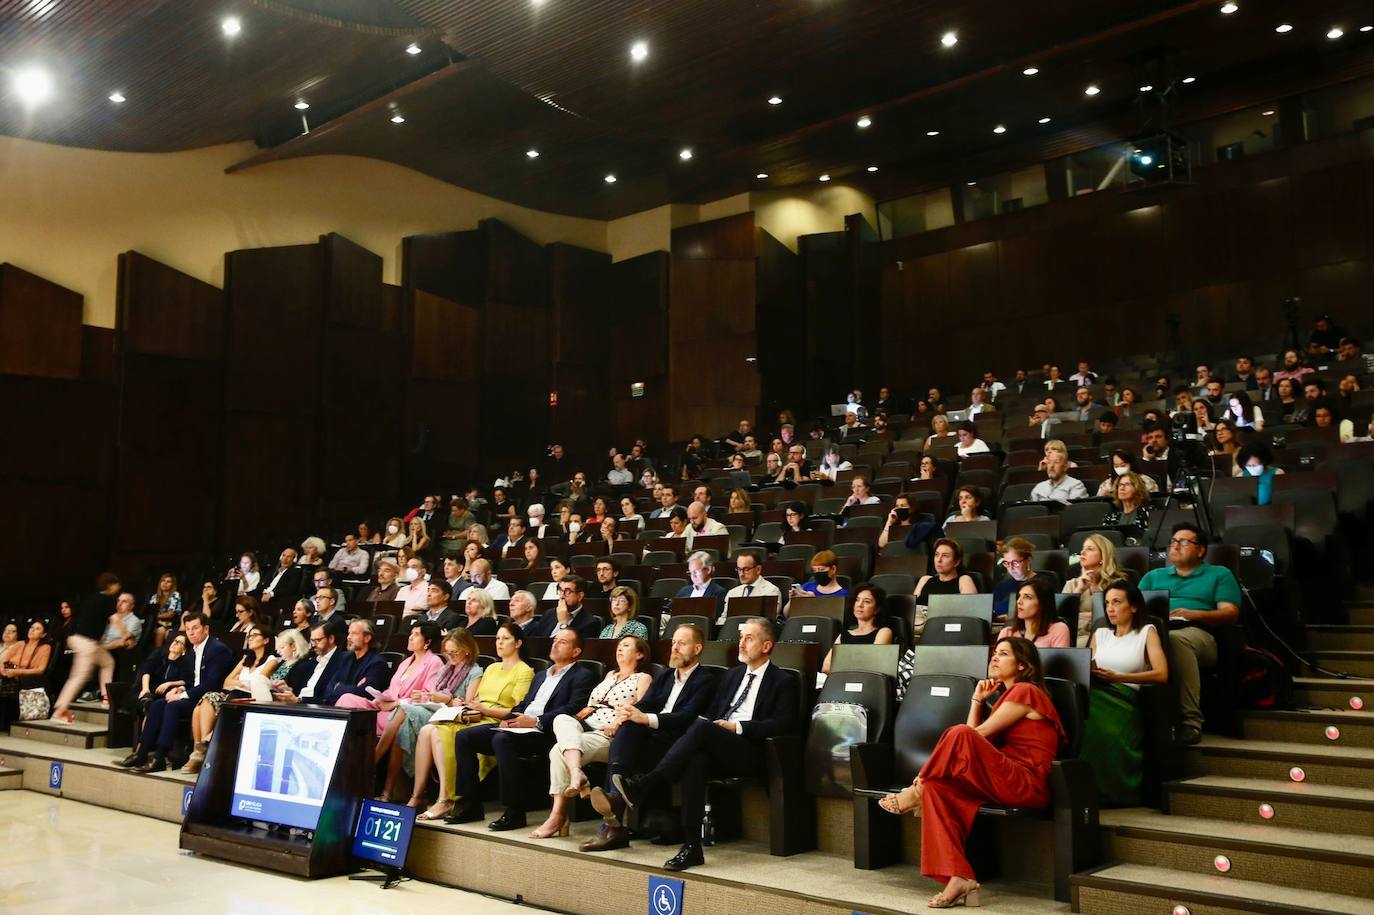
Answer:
xmin=850 ymin=741 xmax=890 ymax=792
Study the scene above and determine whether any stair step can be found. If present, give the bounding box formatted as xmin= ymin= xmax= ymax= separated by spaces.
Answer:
xmin=0 ymin=765 xmax=21 ymax=790
xmin=1291 ymin=676 xmax=1374 ymax=711
xmin=1073 ymin=863 xmax=1374 ymax=915
xmin=7 ymin=719 xmax=107 ymax=749
xmin=1185 ymin=735 xmax=1374 ymax=789
xmin=1349 ymin=607 xmax=1374 ymax=627
xmin=1306 ymin=651 xmax=1374 ymax=678
xmin=1243 ymin=709 xmax=1374 ymax=748
xmin=70 ymin=701 xmax=109 ymax=726
xmin=1101 ymin=809 xmax=1374 ymax=897
xmin=1165 ymin=775 xmax=1374 ymax=835
xmin=1306 ymin=625 xmax=1374 ymax=652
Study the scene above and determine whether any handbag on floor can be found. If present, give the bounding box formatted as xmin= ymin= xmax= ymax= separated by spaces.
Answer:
xmin=19 ymin=687 xmax=50 ymax=721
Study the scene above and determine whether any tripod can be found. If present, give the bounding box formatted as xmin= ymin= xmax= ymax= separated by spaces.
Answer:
xmin=1148 ymin=445 xmax=1216 ymax=552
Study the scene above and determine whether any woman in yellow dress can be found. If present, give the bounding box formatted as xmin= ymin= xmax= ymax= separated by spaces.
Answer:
xmin=410 ymin=621 xmax=533 ymax=820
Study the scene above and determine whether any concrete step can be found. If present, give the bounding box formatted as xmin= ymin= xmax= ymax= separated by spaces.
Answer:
xmin=70 ymin=700 xmax=109 ymax=726
xmin=1184 ymin=735 xmax=1374 ymax=790
xmin=1073 ymin=863 xmax=1374 ymax=914
xmin=1348 ymin=607 xmax=1374 ymax=626
xmin=1291 ymin=676 xmax=1373 ymax=711
xmin=1242 ymin=709 xmax=1374 ymax=749
xmin=7 ymin=719 xmax=107 ymax=749
xmin=1165 ymin=775 xmax=1374 ymax=836
xmin=1306 ymin=651 xmax=1374 ymax=678
xmin=0 ymin=765 xmax=21 ymax=790
xmin=1306 ymin=625 xmax=1374 ymax=652
xmin=1101 ymin=809 xmax=1374 ymax=897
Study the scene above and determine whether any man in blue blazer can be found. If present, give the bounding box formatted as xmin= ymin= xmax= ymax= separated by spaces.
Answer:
xmin=447 ymin=629 xmax=596 ymax=829
xmin=615 ymin=617 xmax=800 ymax=871
xmin=321 ymin=619 xmax=392 ymax=705
xmin=124 ymin=613 xmax=234 ymax=772
xmin=530 ymin=576 xmax=603 ymax=640
xmin=269 ymin=618 xmax=349 ymax=706
xmin=581 ymin=621 xmax=721 ymax=852
xmin=673 ymin=552 xmax=729 ymax=602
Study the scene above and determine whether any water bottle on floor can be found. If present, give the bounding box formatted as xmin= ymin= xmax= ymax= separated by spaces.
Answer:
xmin=701 ymin=802 xmax=716 ymax=846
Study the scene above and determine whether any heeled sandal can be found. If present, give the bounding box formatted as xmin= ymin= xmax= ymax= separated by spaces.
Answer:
xmin=928 ymin=882 xmax=980 ymax=908
xmin=416 ymin=801 xmax=454 ymax=821
xmin=563 ymin=769 xmax=591 ymax=799
xmin=528 ymin=818 xmax=570 ymax=839
xmin=877 ymin=783 xmax=921 ymax=815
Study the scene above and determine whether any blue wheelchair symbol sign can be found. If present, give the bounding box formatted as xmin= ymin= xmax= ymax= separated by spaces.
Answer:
xmin=648 ymin=875 xmax=683 ymax=915
xmin=182 ymin=786 xmax=194 ymax=816
xmin=48 ymin=762 xmax=63 ymax=789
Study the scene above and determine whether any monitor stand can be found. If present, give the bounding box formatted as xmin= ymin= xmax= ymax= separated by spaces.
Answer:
xmin=349 ymin=865 xmax=407 ymax=889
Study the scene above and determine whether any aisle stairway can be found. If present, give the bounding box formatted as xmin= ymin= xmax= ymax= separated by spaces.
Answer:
xmin=1073 ymin=592 xmax=1374 ymax=914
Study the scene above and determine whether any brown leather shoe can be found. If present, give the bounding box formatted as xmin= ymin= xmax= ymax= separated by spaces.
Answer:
xmin=590 ymin=787 xmax=625 ymax=824
xmin=579 ymin=822 xmax=630 ymax=852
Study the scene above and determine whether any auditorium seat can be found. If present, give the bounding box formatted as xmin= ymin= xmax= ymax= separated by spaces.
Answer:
xmin=804 ymin=670 xmax=895 ymax=798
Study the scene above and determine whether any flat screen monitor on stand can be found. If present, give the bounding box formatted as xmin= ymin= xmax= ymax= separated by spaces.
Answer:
xmin=349 ymin=799 xmax=418 ymax=889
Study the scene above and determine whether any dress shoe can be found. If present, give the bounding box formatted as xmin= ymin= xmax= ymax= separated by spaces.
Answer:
xmin=580 ymin=823 xmax=631 ymax=852
xmin=590 ymin=786 xmax=625 ymax=824
xmin=663 ymin=842 xmax=705 ymax=872
xmin=487 ymin=808 xmax=527 ymax=831
xmin=116 ymin=752 xmax=145 ymax=769
xmin=443 ymin=801 xmax=484 ymax=825
xmin=134 ymin=754 xmax=167 ymax=773
xmin=1177 ymin=724 xmax=1202 ymax=746
xmin=613 ymin=773 xmax=645 ymax=809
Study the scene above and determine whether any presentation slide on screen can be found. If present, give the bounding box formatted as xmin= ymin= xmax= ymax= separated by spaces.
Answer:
xmin=230 ymin=712 xmax=347 ymax=830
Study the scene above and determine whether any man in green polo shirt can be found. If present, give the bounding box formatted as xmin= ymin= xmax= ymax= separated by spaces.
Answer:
xmin=1140 ymin=522 xmax=1242 ymax=744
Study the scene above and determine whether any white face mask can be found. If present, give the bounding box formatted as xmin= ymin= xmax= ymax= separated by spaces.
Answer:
xmin=387 ymin=524 xmax=400 ymax=535
xmin=568 ymin=522 xmax=581 ymax=534
xmin=1114 ymin=465 xmax=1129 ymax=476
xmin=1246 ymin=463 xmax=1265 ymax=477
xmin=404 ymin=567 xmax=419 ymax=582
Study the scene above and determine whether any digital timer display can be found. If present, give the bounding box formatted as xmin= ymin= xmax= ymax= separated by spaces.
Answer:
xmin=351 ymin=800 xmax=416 ymax=868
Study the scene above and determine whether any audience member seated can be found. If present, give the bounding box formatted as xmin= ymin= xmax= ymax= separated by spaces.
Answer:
xmin=878 ymin=494 xmax=914 ymax=549
xmin=467 ymin=558 xmax=511 ymax=600
xmin=145 ymin=573 xmax=182 ymax=647
xmin=258 ymin=547 xmax=304 ymax=609
xmin=954 ymin=422 xmax=990 ymax=457
xmin=814 ymin=445 xmax=853 ymax=481
xmin=1032 ymin=450 xmax=1088 ymax=504
xmin=397 ymin=558 xmax=431 ymax=615
xmin=1063 ymin=533 xmax=1127 ymax=645
xmin=542 ymin=558 xmax=572 ymax=601
xmin=1313 ymin=399 xmax=1356 ymax=443
xmin=601 ymin=586 xmax=650 ymax=639
xmin=297 ymin=537 xmax=324 ymax=569
xmin=188 ymin=579 xmax=224 ymax=623
xmin=879 ymin=637 xmax=1065 ymax=908
xmin=182 ymin=624 xmax=278 ymax=773
xmin=781 ymin=502 xmax=811 ymax=541
xmin=491 ymin=517 xmax=531 ymax=561
xmin=675 ymin=551 xmax=728 ymax=602
xmin=784 ymin=550 xmax=847 ymax=617
xmin=843 ymin=476 xmax=880 ymax=512
xmin=1232 ymin=442 xmax=1284 ymax=503
xmin=228 ymin=552 xmax=261 ymax=595
xmin=1209 ymin=419 xmax=1241 ymax=459
xmin=1191 ymin=399 xmax=1215 ymax=433
xmin=132 ymin=630 xmax=188 ymax=713
xmin=328 ymin=533 xmax=372 ymax=579
xmin=917 ymin=455 xmax=941 ymax=480
xmin=822 ymin=582 xmax=894 ymax=673
xmin=1139 ymin=522 xmax=1242 ymax=744
xmin=359 ymin=557 xmax=402 ymax=605
xmin=311 ymin=585 xmax=345 ymax=628
xmin=1096 ymin=449 xmax=1160 ymax=497
xmin=532 ymin=576 xmax=603 ymax=639
xmin=944 ymin=485 xmax=989 ymax=527
xmin=271 ymin=619 xmax=348 ymax=705
xmin=446 ymin=629 xmax=596 ymax=829
xmin=617 ymin=496 xmax=645 ymax=535
xmin=1102 ymin=471 xmax=1153 ymax=531
xmin=663 ymin=505 xmax=692 ymax=542
xmin=1082 ymin=582 xmax=1169 ymax=806
xmin=415 ymin=581 xmax=462 ymax=630
xmin=406 ymin=514 xmax=433 ymax=558
xmin=967 ymin=387 xmax=994 ymax=415
xmin=924 ymin=414 xmax=955 ymax=452
xmin=993 ymin=538 xmax=1040 ymax=621
xmin=118 ymin=613 xmax=232 ymax=772
xmin=726 ymin=488 xmax=752 ymax=517
xmin=914 ymin=538 xmax=978 ymax=628
xmin=531 ymin=635 xmax=653 ymax=839
xmin=1275 ymin=350 xmax=1313 ymax=383
xmin=614 ymin=617 xmax=799 ymax=871
xmin=649 ymin=486 xmax=681 ymax=519
xmin=686 ymin=501 xmax=728 ymax=540
xmin=999 ymin=578 xmax=1071 ymax=647
xmin=436 ymin=497 xmax=478 ymax=556
xmin=1274 ymin=378 xmax=1300 ymax=423
xmin=338 ymin=620 xmax=444 ymax=744
xmin=724 ymin=550 xmax=781 ymax=620
xmin=1028 ymin=402 xmax=1060 ymax=439
xmin=0 ymin=620 xmax=53 ymax=730
xmin=1224 ymin=391 xmax=1263 ymax=431
xmin=1141 ymin=423 xmax=1171 ymax=465
xmin=288 ymin=599 xmax=313 ymax=635
xmin=459 ymin=588 xmax=500 ymax=636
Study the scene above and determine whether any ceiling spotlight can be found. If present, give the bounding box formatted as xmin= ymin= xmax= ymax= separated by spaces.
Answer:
xmin=1182 ymin=76 xmax=1196 ymax=83
xmin=12 ymin=67 xmax=54 ymax=106
xmin=604 ymin=173 xmax=617 ymax=184
xmin=405 ymin=43 xmax=421 ymax=55
xmin=390 ymin=114 xmax=405 ymax=124
xmin=221 ymin=16 xmax=242 ymax=36
xmin=926 ymin=129 xmax=940 ymax=136
xmin=767 ymin=95 xmax=782 ymax=105
xmin=108 ymin=91 xmax=126 ymax=104
xmin=1327 ymin=27 xmax=1344 ymax=39
xmin=1361 ymin=26 xmax=1373 ymax=33
xmin=1022 ymin=67 xmax=1040 ymax=76
xmin=992 ymin=124 xmax=1006 ymax=134
xmin=966 ymin=181 xmax=977 ymax=186
xmin=293 ymin=100 xmax=309 ymax=110
xmin=1038 ymin=116 xmax=1052 ymax=124
xmin=1140 ymin=84 xmax=1154 ymax=92
xmin=940 ymin=31 xmax=958 ymax=48
xmin=1261 ymin=109 xmax=1275 ymax=116
xmin=857 ymin=115 xmax=872 ymax=129
xmin=755 ymin=173 xmax=768 ymax=179
xmin=1220 ymin=2 xmax=1238 ymax=14
xmin=1275 ymin=23 xmax=1293 ymax=32
xmin=679 ymin=148 xmax=693 ymax=160
xmin=526 ymin=149 xmax=539 ymax=159
xmin=867 ymin=165 xmax=878 ymax=172
xmin=1084 ymin=84 xmax=1101 ymax=96
xmin=630 ymin=40 xmax=649 ymax=62
xmin=819 ymin=174 xmax=831 ymax=182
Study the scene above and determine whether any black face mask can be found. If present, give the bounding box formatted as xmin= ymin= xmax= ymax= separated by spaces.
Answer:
xmin=894 ymin=507 xmax=910 ymax=522
xmin=811 ymin=570 xmax=832 ymax=586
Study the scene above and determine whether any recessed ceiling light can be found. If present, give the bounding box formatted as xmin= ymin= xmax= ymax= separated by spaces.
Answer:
xmin=405 ymin=43 xmax=421 ymax=55
xmin=679 ymin=148 xmax=693 ymax=161
xmin=390 ymin=114 xmax=405 ymax=124
xmin=1220 ymin=3 xmax=1238 ymax=14
xmin=1023 ymin=67 xmax=1040 ymax=76
xmin=12 ymin=67 xmax=54 ymax=106
xmin=1327 ymin=27 xmax=1344 ymax=40
xmin=857 ymin=115 xmax=872 ymax=129
xmin=867 ymin=165 xmax=878 ymax=172
xmin=1275 ymin=23 xmax=1293 ymax=33
xmin=1084 ymin=84 xmax=1101 ymax=96
xmin=940 ymin=31 xmax=958 ymax=48
xmin=293 ymin=100 xmax=309 ymax=110
xmin=1038 ymin=116 xmax=1052 ymax=124
xmin=108 ymin=91 xmax=126 ymax=104
xmin=1140 ymin=84 xmax=1154 ymax=92
xmin=1261 ymin=109 xmax=1275 ymax=116
xmin=992 ymin=124 xmax=1007 ymax=134
xmin=926 ymin=129 xmax=940 ymax=136
xmin=221 ymin=16 xmax=241 ymax=36
xmin=755 ymin=173 xmax=768 ymax=179
xmin=526 ymin=149 xmax=539 ymax=159
xmin=967 ymin=181 xmax=977 ymax=186
xmin=819 ymin=174 xmax=831 ymax=182
xmin=1361 ymin=25 xmax=1373 ymax=33
xmin=604 ymin=173 xmax=617 ymax=184
xmin=767 ymin=95 xmax=782 ymax=105
xmin=1182 ymin=76 xmax=1196 ymax=84
xmin=630 ymin=40 xmax=649 ymax=62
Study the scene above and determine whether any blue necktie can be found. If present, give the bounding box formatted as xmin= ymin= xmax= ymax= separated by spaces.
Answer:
xmin=726 ymin=672 xmax=757 ymax=720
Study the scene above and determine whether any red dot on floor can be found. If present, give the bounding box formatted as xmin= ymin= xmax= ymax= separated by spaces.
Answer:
xmin=1258 ymin=803 xmax=1275 ymax=819
xmin=1325 ymin=726 xmax=1341 ymax=741
xmin=1289 ymin=767 xmax=1305 ymax=782
xmin=1172 ymin=906 xmax=1192 ymax=915
xmin=1214 ymin=854 xmax=1231 ymax=873
xmin=1351 ymin=696 xmax=1365 ymax=710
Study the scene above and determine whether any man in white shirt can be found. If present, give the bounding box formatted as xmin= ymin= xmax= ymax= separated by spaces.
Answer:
xmin=607 ymin=453 xmax=634 ymax=485
xmin=468 ymin=558 xmax=511 ymax=600
xmin=260 ymin=547 xmax=301 ymax=607
xmin=981 ymin=371 xmax=1007 ymax=402
xmin=328 ymin=533 xmax=371 ymax=576
xmin=508 ymin=590 xmax=540 ymax=629
xmin=967 ymin=387 xmax=994 ymax=415
xmin=279 ymin=622 xmax=341 ymax=704
xmin=649 ymin=487 xmax=680 ymax=520
xmin=1031 ymin=451 xmax=1089 ymax=504
xmin=685 ymin=502 xmax=727 ymax=538
xmin=722 ymin=551 xmax=781 ymax=622
xmin=1069 ymin=361 xmax=1098 ymax=387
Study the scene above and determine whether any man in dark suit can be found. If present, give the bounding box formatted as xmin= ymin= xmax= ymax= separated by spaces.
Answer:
xmin=256 ymin=547 xmax=305 ymax=611
xmin=581 ymin=622 xmax=720 ymax=852
xmin=614 ymin=617 xmax=799 ymax=871
xmin=530 ymin=576 xmax=602 ymax=640
xmin=416 ymin=581 xmax=464 ymax=631
xmin=446 ymin=629 xmax=596 ymax=828
xmin=490 ymin=517 xmax=532 ymax=562
xmin=320 ymin=619 xmax=392 ymax=705
xmin=673 ymin=552 xmax=728 ymax=620
xmin=274 ymin=618 xmax=349 ymax=705
xmin=121 ymin=613 xmax=234 ymax=772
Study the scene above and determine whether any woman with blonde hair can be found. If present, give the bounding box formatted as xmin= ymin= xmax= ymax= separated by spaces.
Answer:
xmin=383 ymin=517 xmax=408 ymax=548
xmin=1063 ymin=534 xmax=1127 ymax=645
xmin=1103 ymin=472 xmax=1152 ymax=530
xmin=406 ymin=515 xmax=431 ymax=554
xmin=728 ymin=488 xmax=752 ymax=516
xmin=923 ymin=414 xmax=954 ymax=452
xmin=299 ymin=537 xmax=326 ymax=567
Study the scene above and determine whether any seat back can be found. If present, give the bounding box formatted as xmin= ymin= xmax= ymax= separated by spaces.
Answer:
xmin=927 ymin=593 xmax=994 ymax=623
xmin=918 ymin=615 xmax=990 ymax=646
xmin=893 ymin=674 xmax=978 ymax=781
xmin=780 ymin=615 xmax=838 ymax=646
xmin=663 ymin=614 xmax=712 ymax=642
xmin=830 ymin=643 xmax=901 ymax=677
xmin=869 ymin=573 xmax=916 ymax=597
xmin=914 ymin=644 xmax=990 ymax=679
xmin=806 ymin=670 xmax=896 ymax=798
xmin=1044 ymin=676 xmax=1086 ymax=757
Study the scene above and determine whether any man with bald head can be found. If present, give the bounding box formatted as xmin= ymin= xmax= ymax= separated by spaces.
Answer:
xmin=467 ymin=558 xmax=510 ymax=600
xmin=686 ymin=501 xmax=727 ymax=539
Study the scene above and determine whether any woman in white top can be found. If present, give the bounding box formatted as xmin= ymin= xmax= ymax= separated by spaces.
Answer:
xmin=923 ymin=414 xmax=956 ymax=452
xmin=229 ymin=552 xmax=260 ymax=595
xmin=1062 ymin=534 xmax=1127 ymax=646
xmin=619 ymin=496 xmax=645 ymax=534
xmin=542 ymin=558 xmax=571 ymax=601
xmin=1082 ymin=581 xmax=1168 ymax=806
xmin=815 ymin=446 xmax=853 ymax=481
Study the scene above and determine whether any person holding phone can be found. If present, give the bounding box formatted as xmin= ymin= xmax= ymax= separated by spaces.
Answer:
xmin=877 ymin=494 xmax=914 ymax=549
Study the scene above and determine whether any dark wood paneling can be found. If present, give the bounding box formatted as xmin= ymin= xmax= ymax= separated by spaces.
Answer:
xmin=1291 ymin=163 xmax=1370 ymax=269
xmin=323 ymin=233 xmax=385 ymax=330
xmin=412 ymin=289 xmax=479 ymax=384
xmin=224 ymin=244 xmax=324 ymax=414
xmin=1228 ymin=177 xmax=1293 ymax=280
xmin=946 ymin=241 xmax=1000 ymax=318
xmin=609 ymin=253 xmax=670 ymax=448
xmin=673 ymin=214 xmax=756 ymax=261
xmin=221 ymin=412 xmax=318 ymax=549
xmin=404 ymin=230 xmax=488 ymax=306
xmin=668 ymin=252 xmax=758 ymax=441
xmin=118 ymin=251 xmax=224 ymax=361
xmin=0 ymin=263 xmax=83 ymax=379
xmin=757 ymin=229 xmax=802 ymax=426
xmin=485 ymin=220 xmax=549 ymax=308
xmin=550 ymin=243 xmax=613 ymax=455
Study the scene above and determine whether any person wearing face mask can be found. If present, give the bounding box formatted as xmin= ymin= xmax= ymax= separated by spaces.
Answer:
xmin=397 ymin=558 xmax=431 ymax=615
xmin=783 ymin=550 xmax=846 ymax=618
xmin=1232 ymin=441 xmax=1284 ymax=505
xmin=877 ymin=495 xmax=914 ymax=549
xmin=382 ymin=516 xmax=409 ymax=549
xmin=360 ymin=558 xmax=401 ymax=605
xmin=1096 ymin=450 xmax=1160 ymax=497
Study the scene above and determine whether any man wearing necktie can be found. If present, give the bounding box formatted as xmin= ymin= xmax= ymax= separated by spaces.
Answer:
xmin=721 ymin=551 xmax=781 ymax=623
xmin=614 ymin=617 xmax=799 ymax=872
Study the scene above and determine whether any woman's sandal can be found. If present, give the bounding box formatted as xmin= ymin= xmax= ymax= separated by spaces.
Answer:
xmin=928 ymin=881 xmax=980 ymax=908
xmin=528 ymin=818 xmax=570 ymax=839
xmin=416 ymin=801 xmax=454 ymax=821
xmin=564 ymin=769 xmax=591 ymax=799
xmin=877 ymin=783 xmax=921 ymax=815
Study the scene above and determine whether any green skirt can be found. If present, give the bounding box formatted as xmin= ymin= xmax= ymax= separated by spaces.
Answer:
xmin=1081 ymin=681 xmax=1144 ymax=807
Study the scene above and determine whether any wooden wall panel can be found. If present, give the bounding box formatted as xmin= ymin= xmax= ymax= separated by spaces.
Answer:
xmin=673 ymin=213 xmax=756 ymax=260
xmin=668 ymin=254 xmax=757 ymax=442
xmin=1290 ymin=163 xmax=1369 ymax=269
xmin=549 ymin=243 xmax=613 ymax=455
xmin=221 ymin=412 xmax=318 ymax=549
xmin=947 ymin=241 xmax=1000 ymax=318
xmin=323 ymin=233 xmax=385 ymax=329
xmin=404 ymin=230 xmax=487 ymax=305
xmin=485 ymin=219 xmax=549 ymax=308
xmin=224 ymin=244 xmax=323 ymax=413
xmin=119 ymin=251 xmax=224 ymax=361
xmin=1228 ymin=177 xmax=1293 ymax=279
xmin=0 ymin=263 xmax=83 ymax=379
xmin=412 ymin=289 xmax=479 ymax=384
xmin=608 ymin=253 xmax=669 ymax=448
xmin=757 ymin=229 xmax=803 ymax=425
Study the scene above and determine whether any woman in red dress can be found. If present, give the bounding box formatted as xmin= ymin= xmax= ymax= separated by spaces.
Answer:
xmin=879 ymin=636 xmax=1065 ymax=908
